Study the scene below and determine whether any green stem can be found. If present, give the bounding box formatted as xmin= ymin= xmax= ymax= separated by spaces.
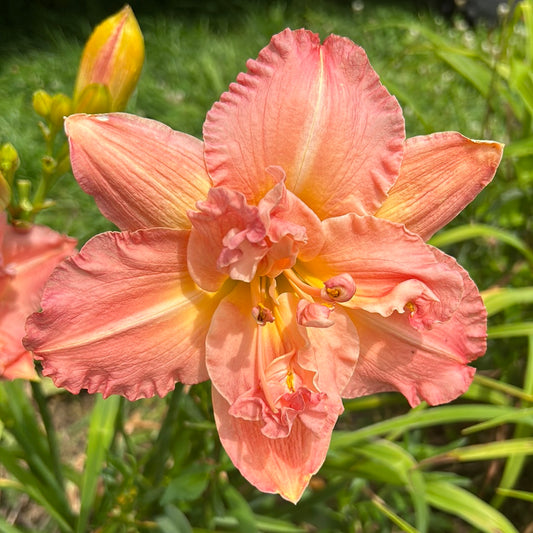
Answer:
xmin=30 ymin=380 xmax=65 ymax=490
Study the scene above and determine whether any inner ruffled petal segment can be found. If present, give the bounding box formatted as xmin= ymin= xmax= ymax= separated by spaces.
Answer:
xmin=66 ymin=113 xmax=211 ymax=232
xmin=24 ymin=228 xmax=221 ymax=400
xmin=187 ymin=180 xmax=324 ymax=292
xmin=301 ymin=214 xmax=465 ymax=328
xmin=212 ymin=388 xmax=335 ymax=503
xmin=375 ymin=132 xmax=503 ymax=241
xmin=207 ymin=283 xmax=358 ymax=501
xmin=203 ymin=29 xmax=405 ymax=219
xmin=343 ymin=248 xmax=485 ymax=406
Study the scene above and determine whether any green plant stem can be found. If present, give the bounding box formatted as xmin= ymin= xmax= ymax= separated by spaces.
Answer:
xmin=30 ymin=380 xmax=65 ymax=491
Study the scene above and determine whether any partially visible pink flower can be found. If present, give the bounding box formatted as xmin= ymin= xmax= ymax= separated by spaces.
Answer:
xmin=1 ymin=215 xmax=76 ymax=380
xmin=24 ymin=29 xmax=502 ymax=501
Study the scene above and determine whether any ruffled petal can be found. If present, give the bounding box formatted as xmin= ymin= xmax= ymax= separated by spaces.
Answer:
xmin=188 ymin=181 xmax=324 ymax=292
xmin=213 ymin=388 xmax=335 ymax=503
xmin=343 ymin=252 xmax=486 ymax=406
xmin=301 ymin=214 xmax=464 ymax=327
xmin=206 ymin=284 xmax=359 ymax=406
xmin=24 ymin=228 xmax=220 ymax=399
xmin=376 ymin=132 xmax=503 ymax=240
xmin=206 ymin=283 xmax=358 ymax=501
xmin=65 ymin=113 xmax=211 ymax=231
xmin=204 ymin=29 xmax=405 ymax=219
xmin=1 ymin=220 xmax=76 ymax=381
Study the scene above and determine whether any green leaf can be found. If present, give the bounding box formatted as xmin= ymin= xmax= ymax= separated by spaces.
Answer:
xmin=482 ymin=287 xmax=533 ymax=316
xmin=76 ymin=394 xmax=121 ymax=533
xmin=162 ymin=463 xmax=211 ymax=503
xmin=429 ymin=224 xmax=533 ymax=265
xmin=0 ymin=447 xmax=73 ymax=532
xmin=471 ymin=374 xmax=533 ymax=403
xmin=399 ymin=22 xmax=493 ymax=97
xmin=330 ymin=405 xmax=515 ymax=449
xmin=222 ymin=483 xmax=259 ymax=533
xmin=422 ymin=438 xmax=533 ymax=466
xmin=425 ymin=480 xmax=518 ymax=533
xmin=370 ymin=492 xmax=419 ymax=533
xmin=504 ymin=136 xmax=533 ymax=158
xmin=155 ymin=504 xmax=193 ymax=533
xmin=488 ymin=322 xmax=533 ymax=338
xmin=462 ymin=406 xmax=533 ymax=434
xmin=496 ymin=488 xmax=533 ymax=503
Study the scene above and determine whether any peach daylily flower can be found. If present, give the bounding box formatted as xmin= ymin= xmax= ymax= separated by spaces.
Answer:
xmin=24 ymin=29 xmax=502 ymax=502
xmin=0 ymin=215 xmax=76 ymax=380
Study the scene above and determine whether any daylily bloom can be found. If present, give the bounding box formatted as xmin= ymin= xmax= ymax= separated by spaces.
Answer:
xmin=73 ymin=5 xmax=144 ymax=113
xmin=1 ymin=215 xmax=76 ymax=380
xmin=24 ymin=29 xmax=503 ymax=502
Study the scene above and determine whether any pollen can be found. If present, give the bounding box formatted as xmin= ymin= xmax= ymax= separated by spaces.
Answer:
xmin=286 ymin=369 xmax=295 ymax=392
xmin=405 ymin=302 xmax=417 ymax=316
xmin=325 ymin=287 xmax=341 ymax=299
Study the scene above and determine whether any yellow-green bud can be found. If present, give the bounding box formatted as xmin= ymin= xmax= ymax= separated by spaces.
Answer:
xmin=32 ymin=89 xmax=53 ymax=119
xmin=0 ymin=143 xmax=20 ymax=186
xmin=0 ymin=173 xmax=10 ymax=211
xmin=49 ymin=93 xmax=73 ymax=132
xmin=73 ymin=5 xmax=145 ymax=112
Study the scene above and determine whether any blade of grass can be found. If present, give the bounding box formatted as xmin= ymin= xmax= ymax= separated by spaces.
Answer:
xmin=488 ymin=322 xmax=533 ymax=338
xmin=425 ymin=480 xmax=518 ymax=533
xmin=462 ymin=406 xmax=533 ymax=434
xmin=429 ymin=224 xmax=533 ymax=265
xmin=0 ymin=382 xmax=73 ymax=524
xmin=493 ymin=335 xmax=533 ymax=508
xmin=368 ymin=490 xmax=419 ymax=533
xmin=472 ymin=374 xmax=533 ymax=403
xmin=421 ymin=438 xmax=533 ymax=467
xmin=0 ymin=447 xmax=73 ymax=532
xmin=330 ymin=404 xmax=515 ymax=449
xmin=482 ymin=287 xmax=533 ymax=317
xmin=496 ymin=488 xmax=533 ymax=503
xmin=76 ymin=394 xmax=121 ymax=533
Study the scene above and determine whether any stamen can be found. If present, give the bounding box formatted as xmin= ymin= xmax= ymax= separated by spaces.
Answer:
xmin=283 ymin=268 xmax=322 ymax=299
xmin=284 ymin=268 xmax=356 ymax=304
xmin=321 ymin=274 xmax=356 ymax=303
xmin=286 ymin=368 xmax=295 ymax=393
xmin=252 ymin=303 xmax=275 ymax=325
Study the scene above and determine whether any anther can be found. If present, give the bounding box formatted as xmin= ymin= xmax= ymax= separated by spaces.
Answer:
xmin=252 ymin=303 xmax=275 ymax=326
xmin=321 ymin=273 xmax=356 ymax=303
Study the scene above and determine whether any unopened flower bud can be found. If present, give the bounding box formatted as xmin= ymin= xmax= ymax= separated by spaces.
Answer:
xmin=73 ymin=83 xmax=112 ymax=114
xmin=0 ymin=174 xmax=10 ymax=211
xmin=0 ymin=143 xmax=20 ymax=186
xmin=32 ymin=89 xmax=53 ymax=119
xmin=321 ymin=273 xmax=356 ymax=303
xmin=296 ymin=300 xmax=334 ymax=328
xmin=49 ymin=93 xmax=73 ymax=132
xmin=73 ymin=5 xmax=144 ymax=112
